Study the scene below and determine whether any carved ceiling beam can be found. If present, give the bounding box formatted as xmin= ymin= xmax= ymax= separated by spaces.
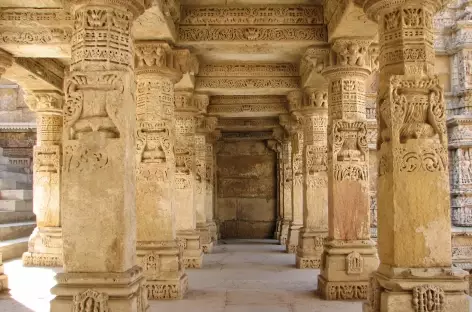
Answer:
xmin=4 ymin=57 xmax=65 ymax=92
xmin=208 ymin=95 xmax=288 ymax=117
xmin=196 ymin=77 xmax=299 ymax=95
xmin=0 ymin=8 xmax=72 ymax=57
xmin=221 ymin=130 xmax=275 ymax=141
xmin=133 ymin=0 xmax=181 ymax=42
xmin=323 ymin=0 xmax=377 ymax=41
xmin=198 ymin=63 xmax=298 ymax=77
xmin=217 ymin=117 xmax=280 ymax=132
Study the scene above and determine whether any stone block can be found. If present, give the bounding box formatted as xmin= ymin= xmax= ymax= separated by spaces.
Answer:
xmin=0 ymin=200 xmax=32 ymax=212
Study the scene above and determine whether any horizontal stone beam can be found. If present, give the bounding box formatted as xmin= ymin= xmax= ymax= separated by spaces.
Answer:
xmin=180 ymin=5 xmax=324 ymax=25
xmin=217 ymin=117 xmax=280 ymax=131
xmin=4 ymin=57 xmax=65 ymax=92
xmin=208 ymin=103 xmax=287 ymax=117
xmin=0 ymin=8 xmax=72 ymax=58
xmin=199 ymin=63 xmax=298 ymax=77
xmin=221 ymin=130 xmax=275 ymax=141
xmin=196 ymin=77 xmax=300 ymax=95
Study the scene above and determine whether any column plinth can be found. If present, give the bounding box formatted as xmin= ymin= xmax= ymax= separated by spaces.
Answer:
xmin=317 ymin=38 xmax=378 ymax=300
xmin=362 ymin=1 xmax=470 ymax=311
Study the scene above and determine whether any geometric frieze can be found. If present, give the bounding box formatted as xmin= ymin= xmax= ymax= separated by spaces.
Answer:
xmin=221 ymin=131 xmax=276 ymax=141
xmin=196 ymin=77 xmax=300 ymax=95
xmin=180 ymin=5 xmax=324 ymax=25
xmin=217 ymin=117 xmax=280 ymax=131
xmin=211 ymin=95 xmax=287 ymax=105
xmin=199 ymin=63 xmax=298 ymax=77
xmin=208 ymin=103 xmax=287 ymax=118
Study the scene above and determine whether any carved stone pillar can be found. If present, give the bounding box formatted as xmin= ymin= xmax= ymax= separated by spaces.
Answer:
xmin=285 ymin=91 xmax=304 ymax=254
xmin=174 ymin=91 xmax=204 ymax=269
xmin=0 ymin=48 xmax=12 ymax=293
xmin=23 ymin=91 xmax=63 ymax=267
xmin=296 ymin=88 xmax=329 ymax=269
xmin=317 ymin=38 xmax=378 ymax=300
xmin=50 ymin=2 xmax=149 ymax=311
xmin=362 ymin=1 xmax=470 ymax=311
xmin=279 ymin=114 xmax=293 ymax=246
xmin=134 ymin=41 xmax=188 ymax=300
xmin=205 ymin=129 xmax=220 ymax=245
xmin=267 ymin=139 xmax=283 ymax=240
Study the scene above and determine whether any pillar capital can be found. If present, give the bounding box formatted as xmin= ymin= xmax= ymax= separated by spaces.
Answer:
xmin=322 ymin=37 xmax=373 ymax=79
xmin=25 ymin=90 xmax=63 ymax=115
xmin=65 ymin=0 xmax=145 ymax=19
xmin=196 ymin=116 xmax=218 ymax=134
xmin=363 ymin=0 xmax=444 ymax=22
xmin=135 ymin=41 xmax=186 ymax=82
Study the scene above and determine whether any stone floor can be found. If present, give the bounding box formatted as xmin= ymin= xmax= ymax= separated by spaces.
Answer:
xmin=0 ymin=239 xmax=467 ymax=312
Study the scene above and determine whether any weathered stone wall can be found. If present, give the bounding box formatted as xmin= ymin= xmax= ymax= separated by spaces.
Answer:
xmin=216 ymin=140 xmax=277 ymax=239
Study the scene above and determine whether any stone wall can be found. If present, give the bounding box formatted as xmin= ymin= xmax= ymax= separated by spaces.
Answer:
xmin=216 ymin=140 xmax=277 ymax=239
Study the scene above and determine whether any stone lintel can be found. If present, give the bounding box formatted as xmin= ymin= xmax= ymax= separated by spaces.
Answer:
xmin=133 ymin=0 xmax=180 ymax=43
xmin=5 ymin=58 xmax=65 ymax=92
xmin=196 ymin=77 xmax=300 ymax=96
xmin=208 ymin=103 xmax=287 ymax=118
xmin=217 ymin=117 xmax=280 ymax=132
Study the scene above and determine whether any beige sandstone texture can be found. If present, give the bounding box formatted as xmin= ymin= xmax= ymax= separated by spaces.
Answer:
xmin=0 ymin=1 xmax=470 ymax=312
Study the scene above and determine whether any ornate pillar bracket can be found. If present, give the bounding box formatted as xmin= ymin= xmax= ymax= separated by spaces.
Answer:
xmin=296 ymin=87 xmax=329 ymax=269
xmin=134 ymin=41 xmax=190 ymax=299
xmin=285 ymin=90 xmax=305 ymax=254
xmin=317 ymin=37 xmax=378 ymax=301
xmin=22 ymin=91 xmax=64 ymax=268
xmin=52 ymin=2 xmax=150 ymax=311
xmin=0 ymin=49 xmax=12 ymax=293
xmin=362 ymin=1 xmax=470 ymax=312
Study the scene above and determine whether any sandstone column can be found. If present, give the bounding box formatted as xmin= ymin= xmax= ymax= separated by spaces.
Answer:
xmin=362 ymin=1 xmax=470 ymax=311
xmin=205 ymin=129 xmax=220 ymax=244
xmin=267 ymin=139 xmax=283 ymax=240
xmin=195 ymin=115 xmax=217 ymax=253
xmin=134 ymin=41 xmax=188 ymax=300
xmin=296 ymin=87 xmax=329 ymax=269
xmin=279 ymin=114 xmax=293 ymax=246
xmin=174 ymin=91 xmax=204 ymax=268
xmin=0 ymin=48 xmax=12 ymax=293
xmin=51 ymin=2 xmax=149 ymax=311
xmin=317 ymin=38 xmax=378 ymax=300
xmin=285 ymin=91 xmax=304 ymax=253
xmin=23 ymin=91 xmax=63 ymax=267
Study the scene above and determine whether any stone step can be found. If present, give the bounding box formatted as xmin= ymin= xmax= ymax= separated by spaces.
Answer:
xmin=0 ymin=221 xmax=35 ymax=241
xmin=0 ymin=190 xmax=33 ymax=200
xmin=0 ymin=200 xmax=32 ymax=212
xmin=0 ymin=237 xmax=28 ymax=261
xmin=0 ymin=179 xmax=32 ymax=190
xmin=0 ymin=171 xmax=31 ymax=183
xmin=0 ymin=211 xmax=35 ymax=224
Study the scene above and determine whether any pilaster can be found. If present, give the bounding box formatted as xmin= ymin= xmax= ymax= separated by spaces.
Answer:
xmin=362 ymin=1 xmax=470 ymax=311
xmin=0 ymin=48 xmax=12 ymax=294
xmin=22 ymin=91 xmax=63 ymax=267
xmin=317 ymin=38 xmax=378 ymax=300
xmin=296 ymin=87 xmax=329 ymax=269
xmin=267 ymin=139 xmax=283 ymax=241
xmin=134 ymin=41 xmax=188 ymax=300
xmin=50 ymin=2 xmax=149 ymax=311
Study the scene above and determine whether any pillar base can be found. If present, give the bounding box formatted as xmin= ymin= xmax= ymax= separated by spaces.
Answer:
xmin=22 ymin=227 xmax=63 ymax=267
xmin=286 ymin=223 xmax=302 ymax=253
xmin=296 ymin=229 xmax=327 ymax=269
xmin=317 ymin=239 xmax=378 ymax=300
xmin=137 ymin=241 xmax=188 ymax=300
xmin=177 ymin=230 xmax=204 ymax=269
xmin=51 ymin=265 xmax=149 ymax=312
xmin=318 ymin=275 xmax=368 ymax=300
xmin=280 ymin=220 xmax=290 ymax=246
xmin=363 ymin=265 xmax=469 ymax=312
xmin=197 ymin=223 xmax=213 ymax=254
